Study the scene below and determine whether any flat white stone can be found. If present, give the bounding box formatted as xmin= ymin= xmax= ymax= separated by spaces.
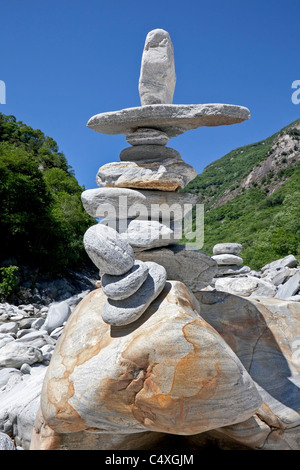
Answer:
xmin=138 ymin=29 xmax=176 ymax=105
xmin=118 ymin=219 xmax=181 ymax=251
xmin=81 ymin=187 xmax=198 ymax=220
xmin=87 ymin=103 xmax=251 ymax=138
xmin=96 ymin=159 xmax=197 ymax=192
xmin=212 ymin=254 xmax=243 ymax=265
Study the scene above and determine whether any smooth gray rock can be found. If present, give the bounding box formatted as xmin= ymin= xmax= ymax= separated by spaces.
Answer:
xmin=20 ymin=363 xmax=32 ymax=375
xmin=102 ymin=262 xmax=167 ymax=326
xmin=0 ymin=322 xmax=19 ymax=335
xmin=119 ymin=219 xmax=181 ymax=251
xmin=215 ymin=276 xmax=276 ymax=298
xmin=81 ymin=187 xmax=198 ymax=220
xmin=86 ymin=103 xmax=251 ymax=138
xmin=126 ymin=128 xmax=169 ymax=146
xmin=275 ymin=271 xmax=300 ymax=299
xmin=214 ymin=265 xmax=251 ymax=277
xmin=261 ymin=254 xmax=298 ymax=272
xmin=0 ymin=368 xmax=22 ymax=389
xmin=215 ymin=277 xmax=258 ymax=297
xmin=43 ymin=300 xmax=71 ymax=334
xmin=195 ymin=291 xmax=300 ymax=450
xmin=0 ymin=365 xmax=47 ymax=450
xmin=0 ymin=432 xmax=15 ymax=450
xmin=19 ymin=318 xmax=37 ymax=329
xmin=0 ymin=342 xmax=43 ymax=369
xmin=138 ymin=29 xmax=176 ymax=105
xmin=96 ymin=159 xmax=197 ymax=192
xmin=83 ymin=224 xmax=135 ymax=275
xmin=213 ymin=243 xmax=242 ymax=255
xmin=0 ymin=335 xmax=15 ymax=351
xmin=32 ymin=317 xmax=45 ymax=330
xmin=136 ymin=245 xmax=217 ymax=293
xmin=262 ymin=266 xmax=292 ymax=286
xmin=101 ymin=260 xmax=149 ymax=300
xmin=16 ymin=330 xmax=55 ymax=349
xmin=119 ymin=145 xmax=181 ymax=162
xmin=212 ymin=254 xmax=243 ymax=266
xmin=286 ymin=295 xmax=300 ymax=301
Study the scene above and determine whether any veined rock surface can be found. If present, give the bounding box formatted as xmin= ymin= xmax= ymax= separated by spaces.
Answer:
xmin=31 ymin=281 xmax=261 ymax=449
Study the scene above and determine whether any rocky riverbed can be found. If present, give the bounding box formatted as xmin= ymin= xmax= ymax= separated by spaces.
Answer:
xmin=0 ymin=268 xmax=98 ymax=450
xmin=1 ymin=251 xmax=300 ymax=450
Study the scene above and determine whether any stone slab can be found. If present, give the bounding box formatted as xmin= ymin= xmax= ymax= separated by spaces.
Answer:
xmin=213 ymin=243 xmax=242 ymax=256
xmin=96 ymin=159 xmax=197 ymax=192
xmin=212 ymin=254 xmax=243 ymax=266
xmin=87 ymin=103 xmax=251 ymax=138
xmin=81 ymin=187 xmax=199 ymax=220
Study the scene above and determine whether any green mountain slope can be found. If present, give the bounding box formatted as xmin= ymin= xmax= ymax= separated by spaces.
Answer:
xmin=181 ymin=118 xmax=300 ymax=270
xmin=0 ymin=113 xmax=95 ymax=273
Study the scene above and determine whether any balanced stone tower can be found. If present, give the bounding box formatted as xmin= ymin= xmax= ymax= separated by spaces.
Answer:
xmin=30 ymin=30 xmax=262 ymax=451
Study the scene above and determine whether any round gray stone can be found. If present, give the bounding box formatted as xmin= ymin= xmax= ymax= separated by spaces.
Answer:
xmin=0 ymin=432 xmax=15 ymax=450
xmin=119 ymin=145 xmax=180 ymax=162
xmin=84 ymin=224 xmax=135 ymax=275
xmin=213 ymin=243 xmax=243 ymax=255
xmin=126 ymin=128 xmax=170 ymax=146
xmin=102 ymin=261 xmax=167 ymax=326
xmin=101 ymin=260 xmax=149 ymax=300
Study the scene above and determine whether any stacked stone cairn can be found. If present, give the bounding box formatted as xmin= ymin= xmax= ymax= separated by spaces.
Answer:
xmin=83 ymin=224 xmax=167 ymax=326
xmin=30 ymin=30 xmax=271 ymax=451
xmin=212 ymin=242 xmax=251 ymax=278
xmin=81 ymin=29 xmax=251 ymax=317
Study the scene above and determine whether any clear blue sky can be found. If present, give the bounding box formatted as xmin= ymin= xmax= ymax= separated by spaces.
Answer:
xmin=1 ymin=0 xmax=299 ymax=189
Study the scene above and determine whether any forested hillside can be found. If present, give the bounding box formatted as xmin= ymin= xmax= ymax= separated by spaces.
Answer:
xmin=0 ymin=113 xmax=94 ymax=273
xmin=181 ymin=118 xmax=300 ymax=270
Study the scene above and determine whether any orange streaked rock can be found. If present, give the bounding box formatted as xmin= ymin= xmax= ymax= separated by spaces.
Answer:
xmin=35 ymin=281 xmax=261 ymax=448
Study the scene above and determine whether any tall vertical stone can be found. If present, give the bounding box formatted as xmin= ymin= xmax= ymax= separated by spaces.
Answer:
xmin=138 ymin=29 xmax=176 ymax=105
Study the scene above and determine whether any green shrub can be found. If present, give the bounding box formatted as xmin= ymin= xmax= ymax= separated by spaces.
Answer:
xmin=0 ymin=265 xmax=19 ymax=300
